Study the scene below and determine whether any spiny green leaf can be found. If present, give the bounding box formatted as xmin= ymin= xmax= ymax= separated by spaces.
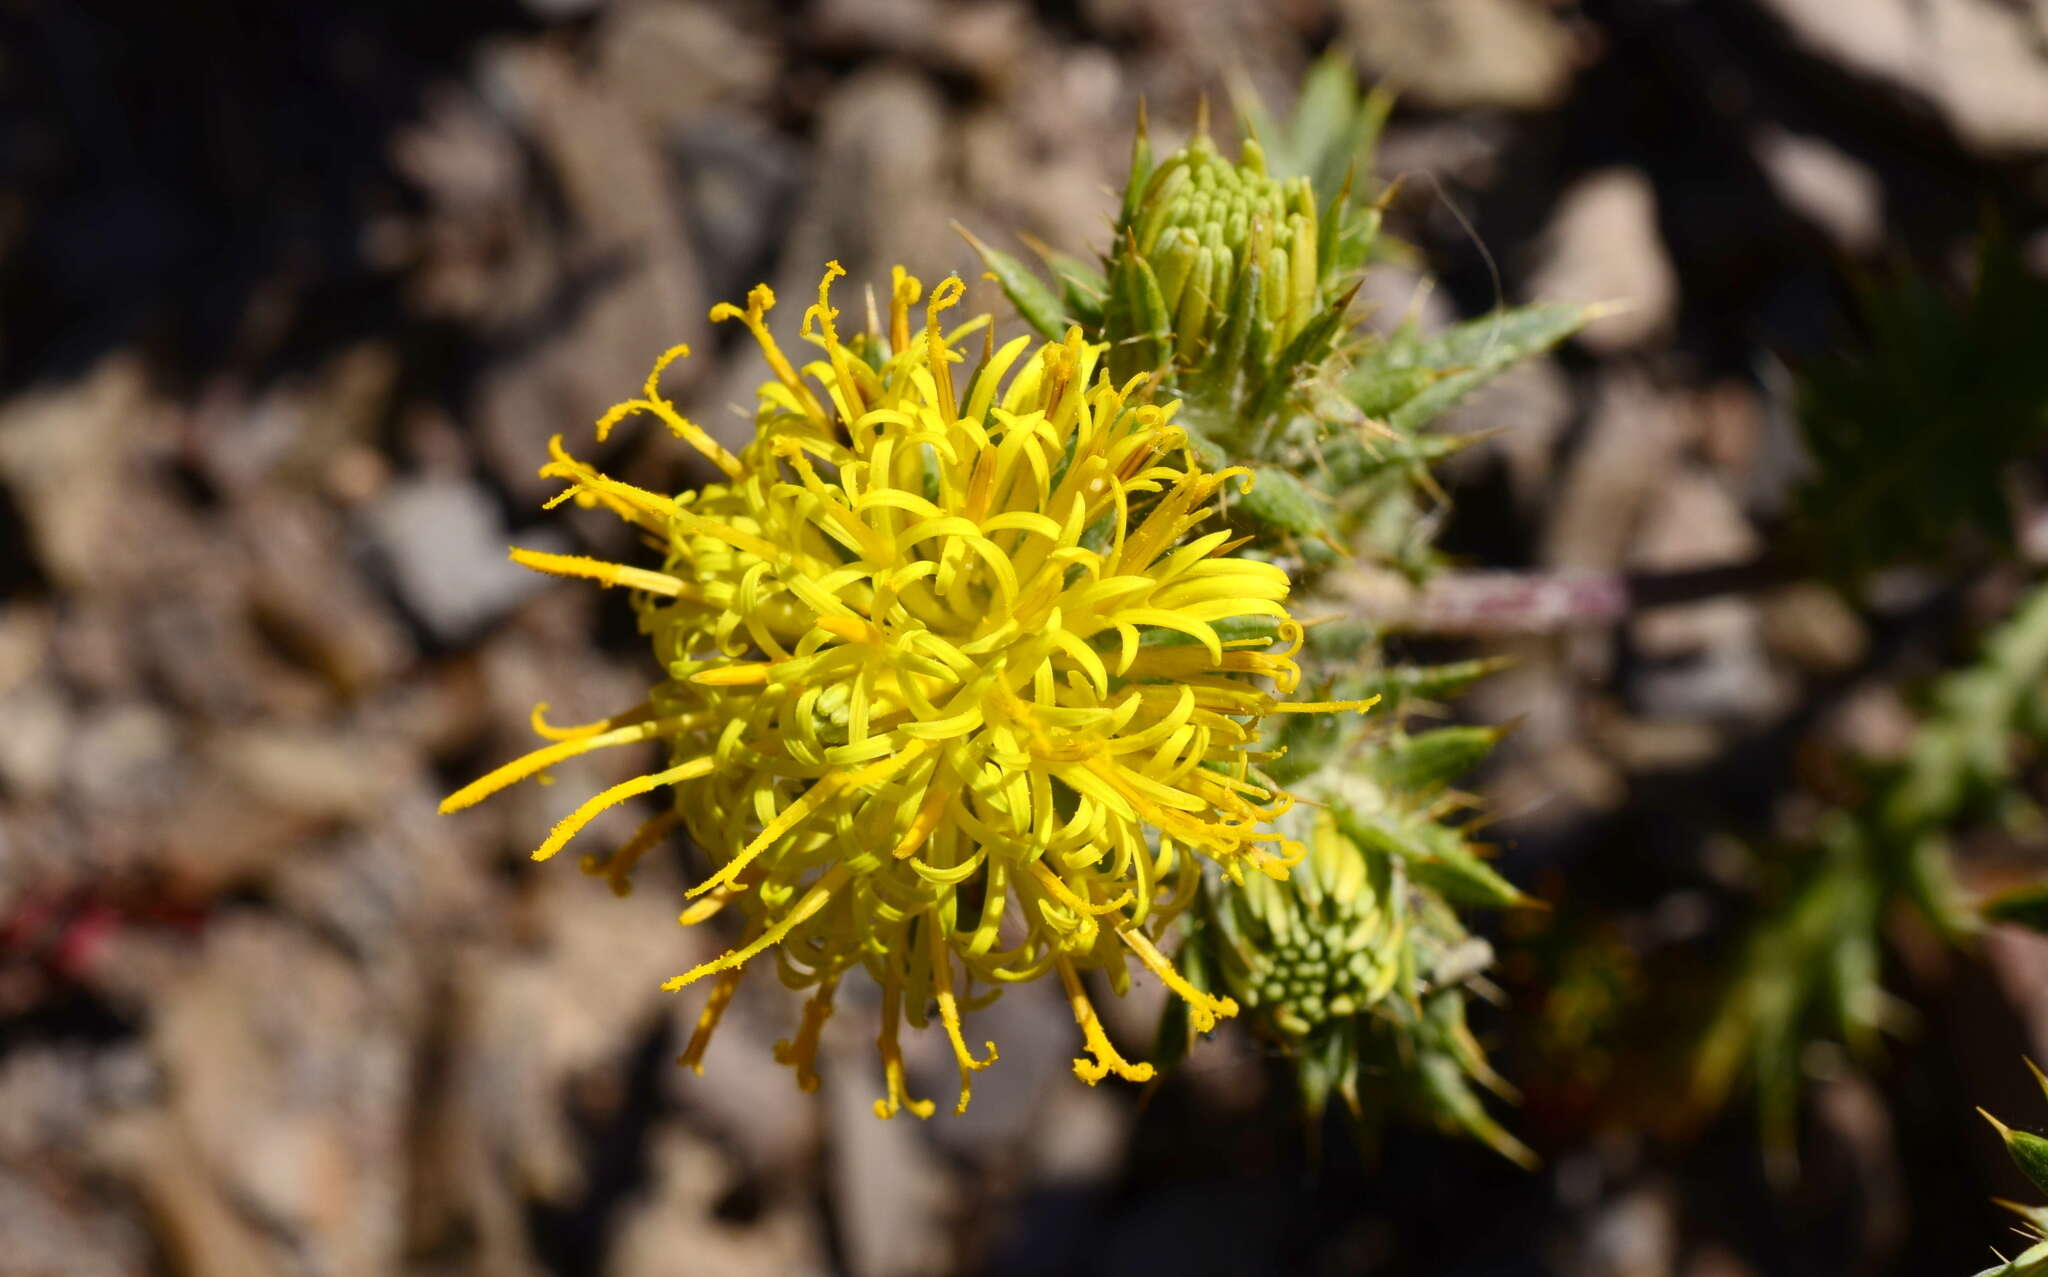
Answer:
xmin=1403 ymin=993 xmax=1538 ymax=1168
xmin=1331 ymin=808 xmax=1526 ymax=909
xmin=1106 ymin=249 xmax=1173 ymax=384
xmin=1048 ymin=265 xmax=1106 ymax=331
xmin=1410 ymin=840 xmax=1528 ymax=910
xmin=1365 ymin=725 xmax=1502 ymax=796
xmin=1353 ymin=656 xmax=1513 ymax=705
xmin=1345 ymin=364 xmax=1445 ymax=422
xmin=1997 ymin=1199 xmax=2048 ymax=1242
xmin=957 ymin=224 xmax=1071 ymax=341
xmin=1317 ymin=427 xmax=1472 ymax=495
xmin=1793 ymin=230 xmax=2048 ymax=580
xmin=1235 ymin=466 xmax=1333 ymax=538
xmin=1343 ymin=303 xmax=1592 ymax=436
xmin=1983 ymin=1102 xmax=2048 ymax=1199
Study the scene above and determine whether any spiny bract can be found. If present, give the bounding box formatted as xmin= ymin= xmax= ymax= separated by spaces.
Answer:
xmin=442 ymin=262 xmax=1360 ymax=1116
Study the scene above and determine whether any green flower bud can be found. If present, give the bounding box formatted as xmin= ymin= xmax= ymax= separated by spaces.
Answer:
xmin=1106 ymin=127 xmax=1337 ymax=414
xmin=1209 ymin=808 xmax=1404 ymax=1040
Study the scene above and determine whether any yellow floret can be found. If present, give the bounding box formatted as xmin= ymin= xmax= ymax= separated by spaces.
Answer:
xmin=444 ymin=261 xmax=1365 ymax=1114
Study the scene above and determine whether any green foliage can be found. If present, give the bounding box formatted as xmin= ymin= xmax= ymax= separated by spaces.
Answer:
xmin=1695 ymin=228 xmax=2048 ymax=1166
xmin=1179 ymin=713 xmax=1533 ymax=1165
xmin=1690 ymin=813 xmax=1900 ymax=1151
xmin=968 ymin=78 xmax=1591 ymax=576
xmin=1698 ymin=581 xmax=2048 ymax=1149
xmin=1794 ymin=232 xmax=2048 ymax=581
xmin=1342 ymin=302 xmax=1595 ymax=438
xmin=1168 ymin=607 xmax=1532 ymax=1160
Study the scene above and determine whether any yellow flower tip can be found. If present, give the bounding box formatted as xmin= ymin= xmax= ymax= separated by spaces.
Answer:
xmin=875 ymin=976 xmax=937 ymax=1119
xmin=1072 ymin=1053 xmax=1156 ymax=1087
xmin=1272 ymin=695 xmax=1379 ymax=715
xmin=531 ymin=757 xmax=714 ymax=863
xmin=510 ymin=546 xmax=689 ymax=598
xmin=1057 ymin=957 xmax=1155 ymax=1086
xmin=925 ymin=274 xmax=966 ymax=324
xmin=1118 ymin=925 xmax=1236 ymax=1032
xmin=802 ymin=260 xmax=849 ymax=343
xmin=1254 ymin=849 xmax=1297 ymax=881
xmin=709 ymin=284 xmax=778 ymax=328
xmin=529 ymin=701 xmax=617 ymax=742
xmin=873 ymin=1093 xmax=938 ymax=1121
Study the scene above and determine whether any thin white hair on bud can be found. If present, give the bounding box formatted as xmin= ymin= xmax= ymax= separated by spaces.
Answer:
xmin=1383 ymin=166 xmax=1509 ymax=364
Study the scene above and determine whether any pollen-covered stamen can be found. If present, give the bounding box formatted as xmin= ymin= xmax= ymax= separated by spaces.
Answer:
xmin=711 ymin=284 xmax=826 ymax=425
xmin=437 ymin=713 xmax=704 ymax=815
xmin=532 ymin=756 xmax=717 ymax=863
xmin=663 ymin=864 xmax=851 ymax=992
xmin=772 ymin=975 xmax=840 ymax=1094
xmin=874 ymin=966 xmax=936 ymax=1120
xmin=509 ymin=547 xmax=703 ymax=600
xmin=678 ymin=922 xmax=757 ymax=1073
xmin=529 ymin=700 xmax=649 ymax=743
xmin=802 ymin=260 xmax=871 ymax=423
xmin=685 ymin=742 xmax=933 ymax=900
xmin=927 ymin=910 xmax=998 ymax=1113
xmin=592 ymin=342 xmax=745 ymax=480
xmin=1121 ymin=925 xmax=1239 ymax=1032
xmin=1058 ymin=957 xmax=1155 ymax=1084
xmin=678 ymin=883 xmax=740 ymax=927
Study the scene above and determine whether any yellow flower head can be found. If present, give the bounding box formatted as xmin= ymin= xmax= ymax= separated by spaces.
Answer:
xmin=443 ymin=262 xmax=1360 ymax=1116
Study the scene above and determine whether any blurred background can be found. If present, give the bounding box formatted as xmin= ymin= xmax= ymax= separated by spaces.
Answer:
xmin=5 ymin=1 xmax=2048 ymax=1274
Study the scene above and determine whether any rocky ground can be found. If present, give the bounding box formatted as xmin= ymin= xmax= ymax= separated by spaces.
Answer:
xmin=4 ymin=1 xmax=2048 ymax=1275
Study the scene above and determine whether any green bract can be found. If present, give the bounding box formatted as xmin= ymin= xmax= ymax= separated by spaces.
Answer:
xmin=1216 ymin=806 xmax=1405 ymax=1041
xmin=1972 ymin=1063 xmax=2048 ymax=1276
